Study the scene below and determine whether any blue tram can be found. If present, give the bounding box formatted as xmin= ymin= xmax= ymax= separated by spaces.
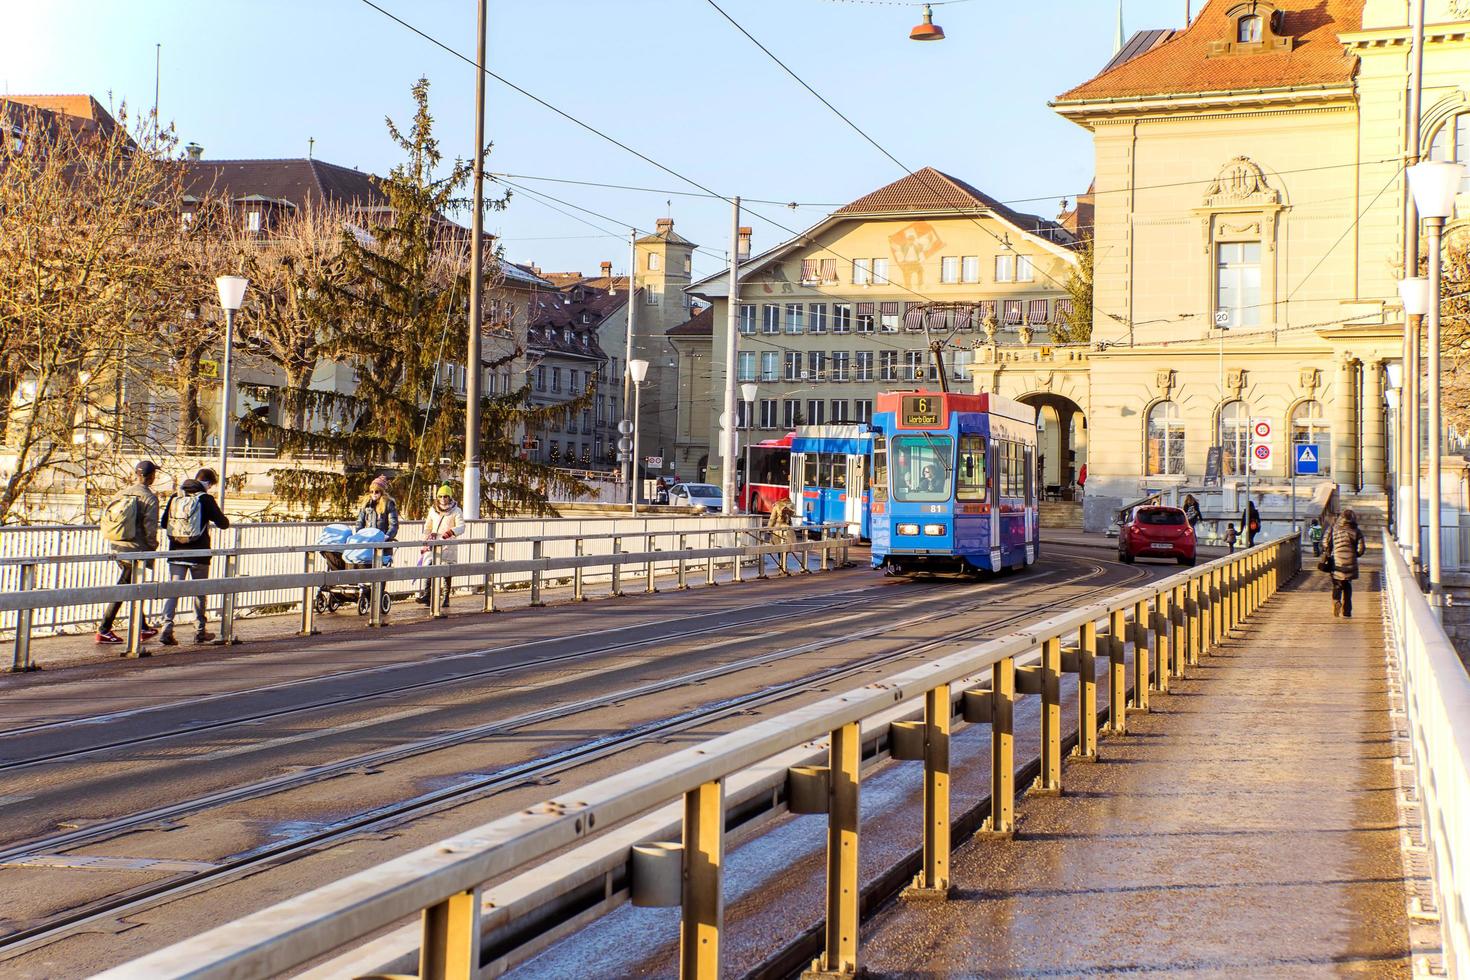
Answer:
xmin=790 ymin=425 xmax=875 ymax=540
xmin=869 ymin=391 xmax=1039 ymax=575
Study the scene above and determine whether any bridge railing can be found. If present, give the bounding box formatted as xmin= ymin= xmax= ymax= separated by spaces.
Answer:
xmin=3 ymin=518 xmax=848 ymax=670
xmin=95 ymin=535 xmax=1300 ymax=980
xmin=1382 ymin=532 xmax=1470 ymax=977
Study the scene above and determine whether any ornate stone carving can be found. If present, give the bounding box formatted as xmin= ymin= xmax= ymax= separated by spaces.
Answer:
xmin=1018 ymin=325 xmax=1034 ymax=346
xmin=1203 ymin=156 xmax=1280 ymax=208
xmin=1227 ymin=368 xmax=1246 ymax=395
xmin=1156 ymin=369 xmax=1176 ymax=396
xmin=1453 ymin=0 xmax=1470 ymax=18
xmin=982 ymin=312 xmax=999 ymax=343
xmin=1299 ymin=367 xmax=1320 ymax=391
xmin=1037 ymin=370 xmax=1055 ymax=391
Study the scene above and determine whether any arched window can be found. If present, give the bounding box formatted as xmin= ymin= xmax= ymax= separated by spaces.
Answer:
xmin=1291 ymin=400 xmax=1331 ymax=476
xmin=1146 ymin=400 xmax=1185 ymax=476
xmin=1237 ymin=14 xmax=1262 ymax=43
xmin=1219 ymin=401 xmax=1250 ymax=477
xmin=1429 ymin=113 xmax=1470 ymax=196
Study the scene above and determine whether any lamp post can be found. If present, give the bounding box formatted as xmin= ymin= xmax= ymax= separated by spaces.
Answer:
xmin=629 ymin=358 xmax=649 ymax=515
xmin=1406 ymin=159 xmax=1466 ymax=606
xmin=1398 ymin=275 xmax=1431 ymax=574
xmin=214 ymin=275 xmax=248 ymax=506
xmin=463 ymin=0 xmax=489 ymax=521
xmin=739 ymin=382 xmax=758 ymax=511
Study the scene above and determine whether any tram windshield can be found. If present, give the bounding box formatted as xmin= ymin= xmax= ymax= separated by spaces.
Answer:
xmin=891 ymin=435 xmax=953 ymax=502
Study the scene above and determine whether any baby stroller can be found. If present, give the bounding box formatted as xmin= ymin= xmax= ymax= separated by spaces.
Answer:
xmin=314 ymin=524 xmax=394 ymax=616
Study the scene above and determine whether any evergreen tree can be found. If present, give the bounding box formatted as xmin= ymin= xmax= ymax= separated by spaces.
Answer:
xmin=241 ymin=78 xmax=589 ymax=518
xmin=1051 ymin=237 xmax=1094 ymax=346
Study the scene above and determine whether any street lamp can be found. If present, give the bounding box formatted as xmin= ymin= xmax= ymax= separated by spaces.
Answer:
xmin=629 ymin=358 xmax=649 ymax=515
xmin=1405 ymin=159 xmax=1466 ymax=606
xmin=214 ymin=274 xmax=249 ymax=506
xmin=740 ymin=382 xmax=758 ymax=511
xmin=1399 ymin=275 xmax=1432 ymax=572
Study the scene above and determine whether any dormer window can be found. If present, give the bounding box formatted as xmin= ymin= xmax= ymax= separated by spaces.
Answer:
xmin=1210 ymin=3 xmax=1291 ymax=57
xmin=1237 ymin=14 xmax=1261 ymax=43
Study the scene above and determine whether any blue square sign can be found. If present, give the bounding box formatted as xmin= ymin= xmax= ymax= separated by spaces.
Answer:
xmin=1294 ymin=443 xmax=1321 ymax=475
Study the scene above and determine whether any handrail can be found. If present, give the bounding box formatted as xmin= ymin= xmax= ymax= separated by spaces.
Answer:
xmin=1381 ymin=532 xmax=1470 ymax=977
xmin=97 ymin=534 xmax=1300 ymax=980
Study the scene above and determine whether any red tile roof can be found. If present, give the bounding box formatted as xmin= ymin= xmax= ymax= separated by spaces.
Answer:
xmin=1056 ymin=0 xmax=1364 ymax=103
xmin=667 ymin=306 xmax=714 ymax=337
xmin=834 ymin=167 xmax=1061 ymax=239
xmin=2 ymin=94 xmax=124 ymax=140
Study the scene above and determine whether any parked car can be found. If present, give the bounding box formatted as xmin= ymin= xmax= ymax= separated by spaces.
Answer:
xmin=1118 ymin=505 xmax=1197 ymax=566
xmin=668 ymin=483 xmax=723 ymax=512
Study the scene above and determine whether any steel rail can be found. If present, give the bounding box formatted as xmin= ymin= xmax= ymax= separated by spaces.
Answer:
xmin=0 ymin=557 xmax=1140 ymax=962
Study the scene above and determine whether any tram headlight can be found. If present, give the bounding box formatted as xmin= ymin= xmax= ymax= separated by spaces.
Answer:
xmin=923 ymin=523 xmax=947 ymax=536
xmin=896 ymin=523 xmax=920 ymax=536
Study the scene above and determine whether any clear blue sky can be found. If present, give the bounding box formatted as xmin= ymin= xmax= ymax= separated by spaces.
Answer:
xmin=9 ymin=0 xmax=1190 ymax=280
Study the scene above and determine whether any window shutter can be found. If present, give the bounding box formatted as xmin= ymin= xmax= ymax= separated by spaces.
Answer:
xmin=820 ymin=258 xmax=838 ymax=284
xmin=903 ymin=306 xmax=926 ymax=332
xmin=1004 ymin=300 xmax=1023 ymax=324
xmin=857 ymin=302 xmax=876 ymax=315
xmin=1028 ymin=299 xmax=1048 ymax=324
xmin=952 ymin=306 xmax=972 ymax=332
xmin=800 ymin=258 xmax=818 ymax=283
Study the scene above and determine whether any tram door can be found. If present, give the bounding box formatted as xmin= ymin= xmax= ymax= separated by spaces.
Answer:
xmin=988 ymin=437 xmax=1003 ymax=570
xmin=844 ymin=452 xmax=866 ymax=539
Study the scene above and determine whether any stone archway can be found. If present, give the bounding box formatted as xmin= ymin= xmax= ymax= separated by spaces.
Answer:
xmin=1019 ymin=392 xmax=1087 ymax=499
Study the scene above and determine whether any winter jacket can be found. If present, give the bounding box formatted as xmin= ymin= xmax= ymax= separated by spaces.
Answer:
xmin=356 ymin=495 xmax=400 ymax=541
xmin=422 ymin=503 xmax=466 ymax=564
xmin=161 ymin=480 xmax=230 ymax=566
xmin=1324 ymin=518 xmax=1366 ymax=581
xmin=107 ymin=483 xmax=160 ymax=555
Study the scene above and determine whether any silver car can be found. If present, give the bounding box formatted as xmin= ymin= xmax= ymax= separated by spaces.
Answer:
xmin=668 ymin=483 xmax=723 ymax=511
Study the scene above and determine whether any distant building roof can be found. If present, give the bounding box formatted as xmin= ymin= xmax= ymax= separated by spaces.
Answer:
xmin=1056 ymin=0 xmax=1364 ymax=104
xmin=834 ymin=166 xmax=1071 ymax=242
xmin=1099 ymin=29 xmax=1177 ymax=74
xmin=183 ymin=158 xmax=391 ymax=211
xmin=636 ymin=217 xmax=695 ymax=247
xmin=1 ymin=94 xmax=125 ymax=141
xmin=667 ymin=306 xmax=714 ymax=338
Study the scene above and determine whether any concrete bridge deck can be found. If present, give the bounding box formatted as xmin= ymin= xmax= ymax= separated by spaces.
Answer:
xmin=861 ymin=566 xmax=1425 ymax=978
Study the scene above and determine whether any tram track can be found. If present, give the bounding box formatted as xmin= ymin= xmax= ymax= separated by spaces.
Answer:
xmin=0 ymin=552 xmax=1148 ymax=962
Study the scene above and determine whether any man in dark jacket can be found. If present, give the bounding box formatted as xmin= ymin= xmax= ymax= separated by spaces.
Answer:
xmin=97 ymin=460 xmax=161 ymax=645
xmin=159 ymin=468 xmax=230 ymax=645
xmin=1241 ymin=496 xmax=1262 ymax=547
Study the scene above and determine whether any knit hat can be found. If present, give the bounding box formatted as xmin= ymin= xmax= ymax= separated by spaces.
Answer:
xmin=370 ymin=475 xmax=390 ymax=491
xmin=436 ymin=484 xmax=454 ymax=498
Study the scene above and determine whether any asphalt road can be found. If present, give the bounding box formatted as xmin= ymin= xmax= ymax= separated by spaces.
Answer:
xmin=0 ymin=545 xmax=1165 ymax=978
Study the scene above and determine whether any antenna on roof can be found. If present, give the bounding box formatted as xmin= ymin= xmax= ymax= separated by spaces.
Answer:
xmin=153 ymin=43 xmax=161 ymax=130
xmin=308 ymin=136 xmax=315 ymax=159
xmin=1114 ymin=0 xmax=1124 ymax=54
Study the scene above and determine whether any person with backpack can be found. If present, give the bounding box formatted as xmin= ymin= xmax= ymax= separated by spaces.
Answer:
xmin=96 ymin=460 xmax=162 ymax=645
xmin=1241 ymin=496 xmax=1262 ymax=547
xmin=159 ymin=468 xmax=230 ymax=646
xmin=1322 ymin=509 xmax=1367 ymax=618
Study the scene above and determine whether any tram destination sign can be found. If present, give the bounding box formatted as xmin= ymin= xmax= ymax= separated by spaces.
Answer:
xmin=901 ymin=395 xmax=943 ymax=427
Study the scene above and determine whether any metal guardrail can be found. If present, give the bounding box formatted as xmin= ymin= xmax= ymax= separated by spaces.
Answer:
xmin=96 ymin=535 xmax=1300 ymax=980
xmin=1382 ymin=532 xmax=1470 ymax=977
xmin=6 ymin=520 xmax=846 ymax=670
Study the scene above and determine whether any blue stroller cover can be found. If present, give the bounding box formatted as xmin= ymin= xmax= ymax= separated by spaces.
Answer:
xmin=318 ymin=523 xmax=354 ymax=547
xmin=344 ymin=527 xmax=392 ymax=566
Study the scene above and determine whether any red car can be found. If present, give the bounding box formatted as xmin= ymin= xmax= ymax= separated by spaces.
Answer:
xmin=1118 ymin=505 xmax=1197 ymax=566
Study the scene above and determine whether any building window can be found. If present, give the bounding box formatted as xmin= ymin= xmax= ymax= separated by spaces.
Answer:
xmin=583 ymin=408 xmax=592 ymax=432
xmin=1291 ymin=400 xmax=1331 ymax=476
xmin=1028 ymin=299 xmax=1048 ymax=324
xmin=807 ymin=351 xmax=827 ymax=381
xmin=1003 ymin=299 xmax=1023 ymax=325
xmin=759 ymin=398 xmax=778 ymax=428
xmin=961 ymin=255 xmax=980 ymax=283
xmin=1219 ymin=400 xmax=1250 ymax=476
xmin=1429 ymin=113 xmax=1470 ymax=194
xmin=853 ymin=258 xmax=872 ymax=285
xmin=855 ymin=399 xmax=873 ymax=424
xmin=785 ymin=303 xmax=804 ymax=334
xmin=951 ymin=348 xmax=973 ymax=383
xmin=879 ymin=350 xmax=898 ymax=381
xmin=855 ymin=351 xmax=874 ymax=382
xmin=820 ymin=258 xmax=839 ymax=284
xmin=940 ymin=256 xmax=960 ymax=284
xmin=872 ymin=258 xmax=889 ymax=286
xmin=760 ymin=351 xmax=779 ymax=382
xmin=800 ymin=259 xmax=819 ymax=284
xmin=903 ymin=350 xmax=925 ymax=382
xmin=684 ymin=256 xmax=692 ymax=273
xmin=832 ymin=303 xmax=851 ymax=334
xmin=809 ymin=303 xmax=828 ymax=334
xmin=739 ymin=304 xmax=756 ymax=335
xmin=762 ymin=304 xmax=781 ymax=334
xmin=551 ymin=367 xmax=562 ymax=392
xmin=737 ymin=351 xmax=756 ymax=382
xmin=569 ymin=369 xmax=580 ymax=393
xmin=784 ymin=351 xmax=802 ymax=381
xmin=830 ymin=399 xmax=848 ymax=423
xmin=1017 ymin=255 xmax=1034 ymax=282
xmin=1146 ymin=400 xmax=1186 ymax=476
xmin=856 ymin=302 xmax=876 ymax=333
xmin=645 ymin=289 xmax=660 ymax=306
xmin=831 ymin=351 xmax=850 ymax=382
xmin=247 ymin=210 xmax=262 ymax=232
xmin=995 ymin=254 xmax=1014 ymax=282
xmin=648 ymin=252 xmax=660 ymax=271
xmin=1216 ymin=242 xmax=1261 ymax=328
xmin=1237 ymin=13 xmax=1262 ymax=43
xmin=783 ymin=398 xmax=801 ymax=428
xmin=736 ymin=401 xmax=752 ymax=429
xmin=807 ymin=399 xmax=826 ymax=425
xmin=879 ymin=302 xmax=900 ymax=333
xmin=536 ymin=366 xmax=547 ymax=391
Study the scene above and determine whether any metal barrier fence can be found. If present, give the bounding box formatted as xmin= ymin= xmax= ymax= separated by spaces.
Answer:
xmin=1382 ymin=532 xmax=1470 ymax=977
xmin=96 ymin=535 xmax=1301 ymax=980
xmin=0 ymin=516 xmax=760 ymax=640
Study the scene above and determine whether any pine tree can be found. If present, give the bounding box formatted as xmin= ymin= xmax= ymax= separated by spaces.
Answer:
xmin=241 ymin=78 xmax=590 ymax=518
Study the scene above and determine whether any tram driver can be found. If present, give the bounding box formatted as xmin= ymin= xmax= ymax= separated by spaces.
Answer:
xmin=916 ymin=463 xmax=944 ymax=495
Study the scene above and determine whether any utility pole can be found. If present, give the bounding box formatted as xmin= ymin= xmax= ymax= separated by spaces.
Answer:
xmin=721 ymin=197 xmax=742 ymax=515
xmin=623 ymin=229 xmax=638 ymax=502
xmin=463 ymin=0 xmax=488 ymax=520
xmin=1402 ymin=0 xmax=1425 ymax=563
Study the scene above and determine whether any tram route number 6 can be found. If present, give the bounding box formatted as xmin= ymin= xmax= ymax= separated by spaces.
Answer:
xmin=902 ymin=395 xmax=942 ymax=427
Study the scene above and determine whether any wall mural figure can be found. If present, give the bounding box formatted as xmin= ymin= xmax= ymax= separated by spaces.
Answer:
xmin=888 ymin=220 xmax=945 ymax=289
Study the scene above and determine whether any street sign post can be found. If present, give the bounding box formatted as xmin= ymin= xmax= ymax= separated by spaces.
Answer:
xmin=1293 ymin=443 xmax=1320 ymax=476
xmin=1249 ymin=417 xmax=1273 ymax=472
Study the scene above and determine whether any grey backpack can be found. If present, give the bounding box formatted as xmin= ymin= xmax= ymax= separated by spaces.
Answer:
xmin=167 ymin=492 xmax=206 ymax=541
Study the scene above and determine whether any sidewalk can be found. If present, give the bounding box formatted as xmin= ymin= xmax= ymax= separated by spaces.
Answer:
xmin=861 ymin=564 xmax=1417 ymax=976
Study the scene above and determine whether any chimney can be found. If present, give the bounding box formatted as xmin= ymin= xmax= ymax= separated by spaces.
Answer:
xmin=600 ymin=260 xmax=613 ymax=279
xmin=655 ymin=217 xmax=674 ymax=235
xmin=737 ymin=226 xmax=752 ymax=260
xmin=185 ymin=142 xmax=203 ymax=161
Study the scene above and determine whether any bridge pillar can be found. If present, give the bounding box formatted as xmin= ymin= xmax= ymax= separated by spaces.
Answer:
xmin=982 ymin=657 xmax=1016 ymax=836
xmin=807 ymin=721 xmax=862 ymax=979
xmin=904 ymin=684 xmax=953 ymax=898
xmin=1075 ymin=621 xmax=1098 ymax=760
xmin=1106 ymin=609 xmax=1128 ymax=734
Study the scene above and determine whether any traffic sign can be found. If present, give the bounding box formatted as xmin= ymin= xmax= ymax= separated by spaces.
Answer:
xmin=618 ymin=420 xmax=634 ymax=436
xmin=617 ymin=436 xmax=633 ymax=453
xmin=1294 ymin=443 xmax=1321 ymax=475
xmin=1250 ymin=417 xmax=1272 ymax=443
xmin=645 ymin=456 xmax=663 ymax=468
xmin=1214 ymin=310 xmax=1232 ymax=327
xmin=1251 ymin=442 xmax=1273 ymax=471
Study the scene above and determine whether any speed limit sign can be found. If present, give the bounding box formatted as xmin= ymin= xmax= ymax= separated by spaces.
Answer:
xmin=1251 ymin=418 xmax=1272 ymax=441
xmin=1250 ymin=417 xmax=1273 ymax=471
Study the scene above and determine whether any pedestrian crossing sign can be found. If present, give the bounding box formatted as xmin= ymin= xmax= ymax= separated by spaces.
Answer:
xmin=1294 ymin=443 xmax=1320 ymax=475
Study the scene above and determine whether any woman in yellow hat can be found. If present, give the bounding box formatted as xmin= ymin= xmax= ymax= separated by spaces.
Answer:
xmin=417 ymin=484 xmax=466 ymax=605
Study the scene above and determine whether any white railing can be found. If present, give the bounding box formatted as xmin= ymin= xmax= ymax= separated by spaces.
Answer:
xmin=0 ymin=516 xmax=759 ymax=639
xmin=1382 ymin=532 xmax=1470 ymax=977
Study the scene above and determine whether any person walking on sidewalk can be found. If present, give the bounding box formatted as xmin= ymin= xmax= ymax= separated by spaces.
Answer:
xmin=357 ymin=474 xmax=400 ymax=542
xmin=96 ymin=460 xmax=161 ymax=645
xmin=1224 ymin=523 xmax=1238 ymax=553
xmin=1323 ymin=509 xmax=1367 ymax=619
xmin=1241 ymin=496 xmax=1262 ymax=547
xmin=415 ymin=484 xmax=464 ymax=605
xmin=159 ymin=468 xmax=230 ymax=645
xmin=1182 ymin=494 xmax=1202 ymax=533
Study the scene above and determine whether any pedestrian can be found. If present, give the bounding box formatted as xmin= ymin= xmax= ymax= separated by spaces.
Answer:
xmin=1077 ymin=463 xmax=1087 ymax=497
xmin=1224 ymin=523 xmax=1238 ymax=553
xmin=1307 ymin=518 xmax=1325 ymax=557
xmin=1182 ymin=493 xmax=1202 ymax=532
xmin=357 ymin=474 xmax=400 ymax=542
xmin=768 ymin=495 xmax=797 ymax=574
xmin=96 ymin=460 xmax=161 ymax=645
xmin=416 ymin=484 xmax=465 ymax=605
xmin=158 ymin=468 xmax=231 ymax=645
xmin=1242 ymin=495 xmax=1262 ymax=547
xmin=1322 ymin=509 xmax=1367 ymax=618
